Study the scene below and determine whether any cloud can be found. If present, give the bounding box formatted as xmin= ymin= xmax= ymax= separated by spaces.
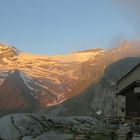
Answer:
xmin=108 ymin=35 xmax=124 ymax=49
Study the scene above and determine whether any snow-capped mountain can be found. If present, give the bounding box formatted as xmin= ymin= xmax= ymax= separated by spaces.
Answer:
xmin=0 ymin=41 xmax=140 ymax=116
xmin=0 ymin=44 xmax=18 ymax=63
xmin=0 ymin=44 xmax=105 ymax=106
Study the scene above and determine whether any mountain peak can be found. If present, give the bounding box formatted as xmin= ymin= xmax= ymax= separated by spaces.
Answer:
xmin=0 ymin=44 xmax=19 ymax=62
xmin=0 ymin=43 xmax=19 ymax=54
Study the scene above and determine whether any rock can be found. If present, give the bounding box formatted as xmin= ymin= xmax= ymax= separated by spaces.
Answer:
xmin=34 ymin=131 xmax=74 ymax=140
xmin=0 ymin=114 xmax=104 ymax=140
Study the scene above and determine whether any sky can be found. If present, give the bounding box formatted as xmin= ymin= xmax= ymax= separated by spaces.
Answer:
xmin=0 ymin=0 xmax=139 ymax=55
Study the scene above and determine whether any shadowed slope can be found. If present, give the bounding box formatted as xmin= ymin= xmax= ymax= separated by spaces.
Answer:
xmin=38 ymin=57 xmax=140 ymax=117
xmin=0 ymin=70 xmax=40 ymax=116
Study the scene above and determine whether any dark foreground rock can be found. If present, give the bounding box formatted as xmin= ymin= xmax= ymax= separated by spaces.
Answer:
xmin=0 ymin=113 xmax=105 ymax=140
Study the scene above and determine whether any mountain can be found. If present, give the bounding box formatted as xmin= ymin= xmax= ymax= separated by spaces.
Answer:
xmin=0 ymin=44 xmax=106 ymax=107
xmin=38 ymin=57 xmax=140 ymax=117
xmin=0 ymin=41 xmax=140 ymax=116
xmin=0 ymin=70 xmax=39 ymax=116
xmin=0 ymin=44 xmax=18 ymax=63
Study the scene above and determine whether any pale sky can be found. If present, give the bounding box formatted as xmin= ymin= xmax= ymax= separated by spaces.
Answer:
xmin=0 ymin=0 xmax=139 ymax=54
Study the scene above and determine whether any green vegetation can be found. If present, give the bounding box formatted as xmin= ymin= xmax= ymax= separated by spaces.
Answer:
xmin=68 ymin=134 xmax=77 ymax=140
xmin=91 ymin=133 xmax=118 ymax=140
xmin=67 ymin=132 xmax=118 ymax=140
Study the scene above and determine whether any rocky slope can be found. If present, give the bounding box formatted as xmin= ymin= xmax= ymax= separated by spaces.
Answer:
xmin=0 ymin=41 xmax=140 ymax=116
xmin=0 ymin=114 xmax=104 ymax=140
xmin=38 ymin=57 xmax=140 ymax=117
xmin=0 ymin=70 xmax=39 ymax=116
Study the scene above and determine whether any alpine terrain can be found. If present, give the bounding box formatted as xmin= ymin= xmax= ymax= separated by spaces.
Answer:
xmin=0 ymin=41 xmax=140 ymax=116
xmin=0 ymin=41 xmax=140 ymax=139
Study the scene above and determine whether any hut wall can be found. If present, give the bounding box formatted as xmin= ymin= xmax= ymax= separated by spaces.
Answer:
xmin=117 ymin=95 xmax=126 ymax=117
xmin=117 ymin=66 xmax=140 ymax=93
xmin=126 ymin=88 xmax=140 ymax=117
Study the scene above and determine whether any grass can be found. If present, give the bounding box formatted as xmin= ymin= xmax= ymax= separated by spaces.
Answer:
xmin=67 ymin=132 xmax=118 ymax=140
xmin=91 ymin=133 xmax=118 ymax=140
xmin=68 ymin=134 xmax=77 ymax=140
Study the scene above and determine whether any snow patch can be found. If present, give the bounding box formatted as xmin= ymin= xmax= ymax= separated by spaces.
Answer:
xmin=96 ymin=110 xmax=102 ymax=115
xmin=19 ymin=72 xmax=34 ymax=91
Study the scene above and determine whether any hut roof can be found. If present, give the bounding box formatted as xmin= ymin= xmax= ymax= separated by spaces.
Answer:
xmin=117 ymin=80 xmax=140 ymax=95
